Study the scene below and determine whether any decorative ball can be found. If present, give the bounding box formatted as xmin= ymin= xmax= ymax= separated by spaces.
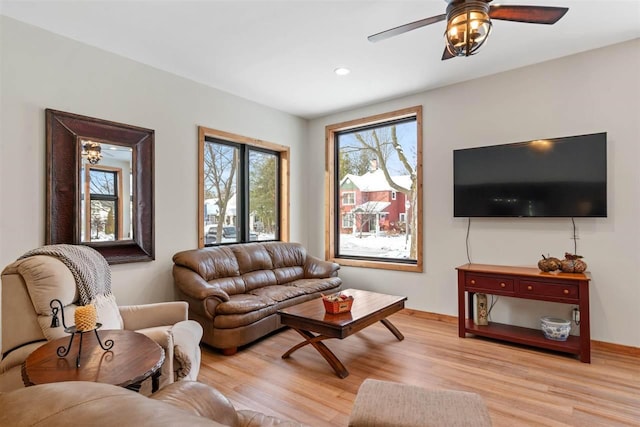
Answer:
xmin=74 ymin=304 xmax=97 ymax=331
xmin=560 ymin=253 xmax=587 ymax=273
xmin=538 ymin=254 xmax=561 ymax=272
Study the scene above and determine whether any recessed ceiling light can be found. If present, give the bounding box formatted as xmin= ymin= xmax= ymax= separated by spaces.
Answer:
xmin=334 ymin=67 xmax=351 ymax=76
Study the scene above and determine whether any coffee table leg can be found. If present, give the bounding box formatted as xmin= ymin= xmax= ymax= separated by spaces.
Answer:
xmin=282 ymin=329 xmax=349 ymax=379
xmin=380 ymin=319 xmax=404 ymax=341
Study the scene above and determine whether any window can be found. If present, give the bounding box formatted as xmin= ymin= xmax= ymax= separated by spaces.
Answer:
xmin=198 ymin=127 xmax=290 ymax=247
xmin=81 ymin=166 xmax=124 ymax=242
xmin=325 ymin=106 xmax=423 ymax=272
xmin=342 ymin=213 xmax=354 ymax=229
xmin=341 ymin=191 xmax=356 ymax=205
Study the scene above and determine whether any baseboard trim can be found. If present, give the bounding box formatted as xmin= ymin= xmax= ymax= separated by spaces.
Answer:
xmin=592 ymin=340 xmax=640 ymax=357
xmin=401 ymin=308 xmax=640 ymax=356
xmin=402 ymin=308 xmax=458 ymax=324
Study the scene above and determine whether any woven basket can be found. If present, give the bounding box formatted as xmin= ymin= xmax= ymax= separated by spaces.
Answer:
xmin=323 ymin=296 xmax=354 ymax=314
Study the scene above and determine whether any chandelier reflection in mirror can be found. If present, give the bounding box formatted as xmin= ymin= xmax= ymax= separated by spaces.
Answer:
xmin=81 ymin=140 xmax=102 ymax=165
xmin=445 ymin=1 xmax=492 ymax=57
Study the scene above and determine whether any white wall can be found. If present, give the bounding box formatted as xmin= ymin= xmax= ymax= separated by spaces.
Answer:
xmin=307 ymin=39 xmax=640 ymax=347
xmin=0 ymin=17 xmax=308 ymax=304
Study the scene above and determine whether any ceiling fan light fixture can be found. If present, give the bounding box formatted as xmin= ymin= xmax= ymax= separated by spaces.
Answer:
xmin=81 ymin=139 xmax=102 ymax=165
xmin=445 ymin=1 xmax=492 ymax=57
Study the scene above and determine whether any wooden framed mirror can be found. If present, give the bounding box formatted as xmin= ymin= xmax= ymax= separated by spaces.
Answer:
xmin=46 ymin=109 xmax=154 ymax=264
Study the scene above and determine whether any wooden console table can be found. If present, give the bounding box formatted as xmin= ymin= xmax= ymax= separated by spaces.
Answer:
xmin=456 ymin=264 xmax=591 ymax=363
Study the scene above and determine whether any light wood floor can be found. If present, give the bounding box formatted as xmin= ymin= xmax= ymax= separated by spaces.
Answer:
xmin=198 ymin=311 xmax=640 ymax=426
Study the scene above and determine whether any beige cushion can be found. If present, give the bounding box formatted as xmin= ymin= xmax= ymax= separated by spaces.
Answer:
xmin=94 ymin=296 xmax=124 ymax=330
xmin=19 ymin=256 xmax=78 ymax=314
xmin=349 ymin=379 xmax=492 ymax=427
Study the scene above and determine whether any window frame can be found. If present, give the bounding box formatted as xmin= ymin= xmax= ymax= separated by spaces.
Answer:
xmin=198 ymin=126 xmax=290 ymax=248
xmin=83 ymin=165 xmax=124 ymax=241
xmin=325 ymin=106 xmax=423 ymax=272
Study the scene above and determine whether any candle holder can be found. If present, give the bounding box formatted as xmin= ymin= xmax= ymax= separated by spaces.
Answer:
xmin=49 ymin=299 xmax=114 ymax=368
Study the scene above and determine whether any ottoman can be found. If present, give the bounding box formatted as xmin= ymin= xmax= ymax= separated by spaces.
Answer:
xmin=348 ymin=379 xmax=492 ymax=427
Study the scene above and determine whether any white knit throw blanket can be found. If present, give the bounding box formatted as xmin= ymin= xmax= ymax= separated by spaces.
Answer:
xmin=20 ymin=244 xmax=114 ymax=307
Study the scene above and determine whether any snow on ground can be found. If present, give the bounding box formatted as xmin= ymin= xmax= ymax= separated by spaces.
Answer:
xmin=339 ymin=233 xmax=411 ymax=259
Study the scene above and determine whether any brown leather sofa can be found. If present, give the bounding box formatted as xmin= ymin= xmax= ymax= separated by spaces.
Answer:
xmin=0 ymin=380 xmax=303 ymax=426
xmin=173 ymin=242 xmax=341 ymax=354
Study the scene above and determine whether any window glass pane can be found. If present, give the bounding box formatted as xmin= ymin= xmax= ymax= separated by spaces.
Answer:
xmin=336 ymin=119 xmax=417 ymax=261
xmin=89 ymin=170 xmax=116 ymax=195
xmin=203 ymin=141 xmax=239 ymax=245
xmin=89 ymin=200 xmax=116 ymax=242
xmin=249 ymin=150 xmax=278 ymax=241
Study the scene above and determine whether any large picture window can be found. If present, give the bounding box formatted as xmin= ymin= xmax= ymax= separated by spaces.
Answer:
xmin=325 ymin=106 xmax=423 ymax=272
xmin=198 ymin=127 xmax=290 ymax=247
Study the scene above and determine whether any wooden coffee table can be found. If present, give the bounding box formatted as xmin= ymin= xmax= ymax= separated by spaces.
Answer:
xmin=22 ymin=329 xmax=165 ymax=392
xmin=277 ymin=289 xmax=406 ymax=378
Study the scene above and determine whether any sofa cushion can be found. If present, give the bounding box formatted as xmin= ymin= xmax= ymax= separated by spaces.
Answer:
xmin=230 ymin=244 xmax=274 ymax=274
xmin=242 ymin=270 xmax=277 ymax=292
xmin=208 ymin=276 xmax=247 ymax=296
xmin=0 ymin=382 xmax=223 ymax=426
xmin=287 ymin=277 xmax=343 ymax=294
xmin=18 ymin=256 xmax=78 ymax=315
xmin=273 ymin=266 xmax=304 ymax=285
xmin=174 ymin=247 xmax=241 ymax=281
xmin=215 ymin=294 xmax=274 ymax=315
xmin=250 ymin=285 xmax=308 ymax=302
xmin=263 ymin=242 xmax=306 ymax=268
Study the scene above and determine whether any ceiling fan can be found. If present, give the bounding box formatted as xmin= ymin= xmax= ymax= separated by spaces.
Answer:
xmin=368 ymin=0 xmax=569 ymax=60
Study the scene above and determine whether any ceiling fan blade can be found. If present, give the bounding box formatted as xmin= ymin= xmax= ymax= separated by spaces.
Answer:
xmin=368 ymin=14 xmax=446 ymax=43
xmin=442 ymin=47 xmax=455 ymax=61
xmin=489 ymin=5 xmax=568 ymax=24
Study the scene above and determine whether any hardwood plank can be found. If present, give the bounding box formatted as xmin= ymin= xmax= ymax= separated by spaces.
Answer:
xmin=198 ymin=310 xmax=640 ymax=426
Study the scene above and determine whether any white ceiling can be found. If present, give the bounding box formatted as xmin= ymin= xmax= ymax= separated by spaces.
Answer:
xmin=1 ymin=0 xmax=639 ymax=119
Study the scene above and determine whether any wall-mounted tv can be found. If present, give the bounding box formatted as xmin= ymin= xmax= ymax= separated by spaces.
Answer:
xmin=453 ymin=132 xmax=607 ymax=218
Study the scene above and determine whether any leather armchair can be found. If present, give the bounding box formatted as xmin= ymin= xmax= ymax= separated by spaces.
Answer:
xmin=0 ymin=381 xmax=304 ymax=426
xmin=0 ymin=251 xmax=203 ymax=392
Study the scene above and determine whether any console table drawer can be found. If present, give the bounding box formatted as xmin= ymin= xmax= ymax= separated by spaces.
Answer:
xmin=466 ymin=275 xmax=514 ymax=292
xmin=518 ymin=281 xmax=579 ymax=301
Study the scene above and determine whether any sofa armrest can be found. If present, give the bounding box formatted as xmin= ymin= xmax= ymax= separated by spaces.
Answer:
xmin=304 ymin=255 xmax=340 ymax=279
xmin=150 ymin=381 xmax=239 ymax=426
xmin=119 ymin=302 xmax=188 ymax=331
xmin=0 ymin=341 xmax=45 ymax=374
xmin=171 ymin=320 xmax=203 ymax=381
xmin=173 ymin=266 xmax=231 ymax=302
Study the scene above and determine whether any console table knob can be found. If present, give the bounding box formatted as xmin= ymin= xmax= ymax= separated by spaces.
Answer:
xmin=527 ymin=285 xmax=533 ymax=291
xmin=500 ymin=283 xmax=506 ymax=288
xmin=470 ymin=280 xmax=475 ymax=285
xmin=563 ymin=289 xmax=570 ymax=295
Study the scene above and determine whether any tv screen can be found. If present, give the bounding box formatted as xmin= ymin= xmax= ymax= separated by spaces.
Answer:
xmin=453 ymin=132 xmax=607 ymax=217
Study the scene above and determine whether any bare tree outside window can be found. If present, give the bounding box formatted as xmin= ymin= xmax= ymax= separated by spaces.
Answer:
xmin=204 ymin=141 xmax=238 ymax=243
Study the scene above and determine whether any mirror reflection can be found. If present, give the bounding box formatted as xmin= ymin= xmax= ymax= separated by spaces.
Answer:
xmin=80 ymin=141 xmax=133 ymax=243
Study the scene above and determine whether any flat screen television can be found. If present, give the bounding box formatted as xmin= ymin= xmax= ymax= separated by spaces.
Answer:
xmin=453 ymin=132 xmax=607 ymax=217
